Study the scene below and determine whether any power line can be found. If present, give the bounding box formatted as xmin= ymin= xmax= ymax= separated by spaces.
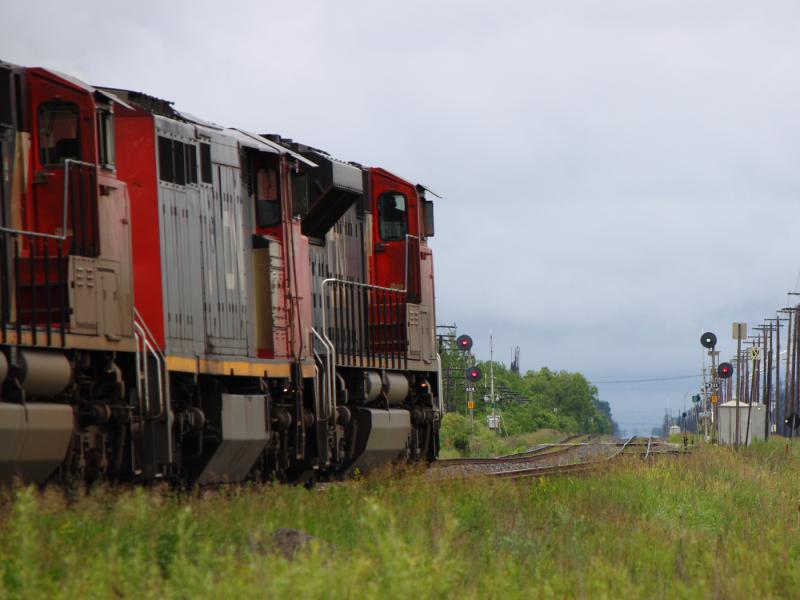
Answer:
xmin=591 ymin=374 xmax=703 ymax=384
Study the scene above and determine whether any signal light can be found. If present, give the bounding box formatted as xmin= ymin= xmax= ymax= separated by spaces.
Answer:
xmin=456 ymin=335 xmax=473 ymax=352
xmin=700 ymin=332 xmax=717 ymax=349
xmin=718 ymin=362 xmax=733 ymax=379
xmin=466 ymin=367 xmax=483 ymax=383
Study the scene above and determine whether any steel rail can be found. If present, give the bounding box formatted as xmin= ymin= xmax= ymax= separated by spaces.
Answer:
xmin=486 ymin=435 xmax=637 ymax=480
xmin=497 ymin=433 xmax=594 ymax=459
xmin=490 ymin=460 xmax=605 ymax=480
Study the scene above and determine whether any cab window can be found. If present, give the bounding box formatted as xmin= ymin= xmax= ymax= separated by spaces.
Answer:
xmin=97 ymin=109 xmax=115 ymax=169
xmin=378 ymin=192 xmax=407 ymax=241
xmin=38 ymin=101 xmax=80 ymax=166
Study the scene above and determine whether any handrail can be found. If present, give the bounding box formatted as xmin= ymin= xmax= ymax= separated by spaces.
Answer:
xmin=0 ymin=159 xmax=95 ymax=240
xmin=321 ymin=277 xmax=407 ymax=334
xmin=320 ymin=277 xmax=408 ymax=370
xmin=133 ymin=329 xmax=144 ymax=411
xmin=134 ymin=307 xmax=162 ymax=352
xmin=436 ymin=352 xmax=444 ymax=414
xmin=321 ymin=277 xmax=408 ymax=294
xmin=311 ymin=327 xmax=335 ymax=419
xmin=133 ymin=320 xmax=165 ymax=420
xmin=403 ymin=233 xmax=420 ymax=296
xmin=133 ymin=308 xmax=174 ymax=464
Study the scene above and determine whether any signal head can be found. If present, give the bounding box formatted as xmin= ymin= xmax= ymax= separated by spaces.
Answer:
xmin=466 ymin=366 xmax=483 ymax=383
xmin=700 ymin=332 xmax=717 ymax=349
xmin=717 ymin=362 xmax=733 ymax=379
xmin=456 ymin=335 xmax=473 ymax=352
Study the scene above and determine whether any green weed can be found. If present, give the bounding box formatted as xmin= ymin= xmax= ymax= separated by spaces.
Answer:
xmin=0 ymin=441 xmax=798 ymax=598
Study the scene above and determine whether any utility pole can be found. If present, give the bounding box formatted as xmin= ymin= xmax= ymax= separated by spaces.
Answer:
xmin=759 ymin=321 xmax=776 ymax=438
xmin=490 ymin=333 xmax=496 ymax=433
xmin=744 ymin=339 xmax=758 ymax=446
xmin=781 ymin=308 xmax=793 ymax=437
xmin=733 ymin=322 xmax=746 ymax=448
xmin=795 ymin=305 xmax=800 ymax=439
xmin=767 ymin=316 xmax=782 ymax=436
xmin=792 ymin=306 xmax=799 ymax=443
xmin=753 ymin=326 xmax=769 ymax=439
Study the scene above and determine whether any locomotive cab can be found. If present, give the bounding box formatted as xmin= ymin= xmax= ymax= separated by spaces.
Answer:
xmin=0 ymin=64 xmax=136 ymax=483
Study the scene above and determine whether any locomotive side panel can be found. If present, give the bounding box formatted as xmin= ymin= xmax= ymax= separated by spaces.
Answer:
xmin=153 ymin=119 xmax=250 ymax=358
xmin=113 ymin=108 xmax=165 ymax=346
xmin=155 ymin=117 xmax=205 ymax=356
xmin=206 ymin=158 xmax=247 ymax=355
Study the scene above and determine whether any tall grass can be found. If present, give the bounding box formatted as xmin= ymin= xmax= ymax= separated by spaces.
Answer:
xmin=1 ymin=441 xmax=798 ymax=598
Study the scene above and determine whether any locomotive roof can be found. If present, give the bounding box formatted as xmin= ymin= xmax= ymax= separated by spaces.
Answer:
xmin=25 ymin=69 xmax=136 ymax=110
xmin=98 ymin=87 xmax=180 ymax=119
xmin=98 ymin=87 xmax=315 ymax=166
xmin=265 ymin=134 xmax=438 ymax=198
xmin=227 ymin=128 xmax=317 ymax=167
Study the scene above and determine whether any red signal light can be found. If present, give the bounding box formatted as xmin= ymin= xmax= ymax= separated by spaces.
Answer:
xmin=455 ymin=335 xmax=473 ymax=352
xmin=466 ymin=366 xmax=483 ymax=383
xmin=718 ymin=362 xmax=733 ymax=379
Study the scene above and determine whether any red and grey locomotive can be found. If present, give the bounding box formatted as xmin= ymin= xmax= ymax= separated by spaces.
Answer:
xmin=0 ymin=61 xmax=440 ymax=484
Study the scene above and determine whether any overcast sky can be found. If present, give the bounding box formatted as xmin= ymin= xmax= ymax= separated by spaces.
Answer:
xmin=5 ymin=1 xmax=800 ymax=433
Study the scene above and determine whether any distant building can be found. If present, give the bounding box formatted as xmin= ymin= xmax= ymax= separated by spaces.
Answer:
xmin=717 ymin=401 xmax=766 ymax=446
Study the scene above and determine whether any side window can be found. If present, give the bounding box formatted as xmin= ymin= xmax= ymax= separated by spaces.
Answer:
xmin=255 ymin=167 xmax=281 ymax=227
xmin=0 ymin=66 xmax=11 ymax=128
xmin=186 ymin=143 xmax=197 ymax=184
xmin=200 ymin=143 xmax=212 ymax=184
xmin=173 ymin=141 xmax=186 ymax=185
xmin=377 ymin=192 xmax=407 ymax=241
xmin=158 ymin=136 xmax=173 ymax=182
xmin=257 ymin=168 xmax=278 ymax=201
xmin=38 ymin=100 xmax=80 ymax=166
xmin=292 ymin=172 xmax=309 ymax=218
xmin=157 ymin=136 xmax=197 ymax=185
xmin=97 ymin=110 xmax=115 ymax=169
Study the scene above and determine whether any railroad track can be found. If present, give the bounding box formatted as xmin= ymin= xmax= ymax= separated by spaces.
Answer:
xmin=429 ymin=435 xmax=684 ymax=481
xmin=497 ymin=432 xmax=596 ymax=458
xmin=490 ymin=435 xmax=637 ymax=480
xmin=433 ymin=433 xmax=598 ymax=470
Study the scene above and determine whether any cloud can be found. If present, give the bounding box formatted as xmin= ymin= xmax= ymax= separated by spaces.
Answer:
xmin=3 ymin=0 xmax=799 ymax=432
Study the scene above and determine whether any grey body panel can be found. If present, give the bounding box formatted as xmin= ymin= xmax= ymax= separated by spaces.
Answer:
xmin=204 ymin=162 xmax=247 ymax=353
xmin=197 ymin=394 xmax=268 ymax=484
xmin=0 ymin=402 xmax=73 ymax=483
xmin=160 ymin=183 xmax=205 ymax=354
xmin=154 ymin=117 xmax=249 ymax=358
xmin=310 ymin=205 xmax=366 ymax=334
xmin=349 ymin=408 xmax=411 ymax=472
